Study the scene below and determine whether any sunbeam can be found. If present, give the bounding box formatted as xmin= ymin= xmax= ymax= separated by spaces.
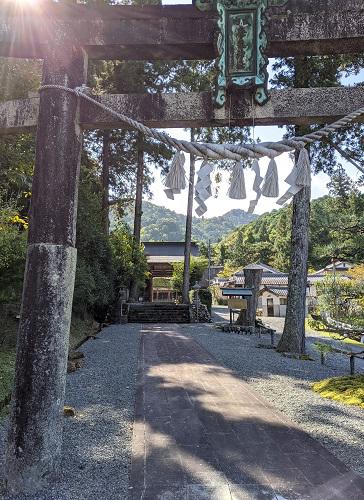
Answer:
xmin=12 ymin=0 xmax=42 ymax=13
xmin=15 ymin=0 xmax=39 ymax=5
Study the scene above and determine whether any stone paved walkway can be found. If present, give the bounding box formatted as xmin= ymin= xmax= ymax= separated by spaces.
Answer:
xmin=129 ymin=324 xmax=364 ymax=500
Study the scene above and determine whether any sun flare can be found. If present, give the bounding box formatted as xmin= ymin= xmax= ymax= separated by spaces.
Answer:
xmin=15 ymin=0 xmax=39 ymax=6
xmin=12 ymin=0 xmax=41 ymax=13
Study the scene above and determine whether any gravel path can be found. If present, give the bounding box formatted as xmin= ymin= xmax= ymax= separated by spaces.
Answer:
xmin=1 ymin=318 xmax=363 ymax=498
xmin=214 ymin=307 xmax=364 ymax=372
xmin=262 ymin=316 xmax=364 ymax=372
xmin=182 ymin=321 xmax=364 ymax=478
xmin=0 ymin=324 xmax=140 ymax=500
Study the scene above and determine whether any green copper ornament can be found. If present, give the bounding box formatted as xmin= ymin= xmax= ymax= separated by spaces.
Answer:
xmin=193 ymin=0 xmax=288 ymax=107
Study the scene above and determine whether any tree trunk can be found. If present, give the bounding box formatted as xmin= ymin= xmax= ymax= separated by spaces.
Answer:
xmin=277 ymin=58 xmax=311 ymax=355
xmin=5 ymin=46 xmax=88 ymax=494
xmin=236 ymin=267 xmax=263 ymax=326
xmin=277 ymin=184 xmax=311 ymax=354
xmin=182 ymin=129 xmax=195 ymax=304
xmin=245 ymin=267 xmax=263 ymax=327
xmin=236 ymin=308 xmax=247 ymax=325
xmin=129 ymin=132 xmax=144 ymax=301
xmin=101 ymin=131 xmax=111 ymax=234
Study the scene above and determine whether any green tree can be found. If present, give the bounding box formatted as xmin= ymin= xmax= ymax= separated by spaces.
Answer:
xmin=0 ymin=58 xmax=41 ymax=305
xmin=0 ymin=58 xmax=41 ymax=216
xmin=270 ymin=207 xmax=292 ymax=271
xmin=85 ymin=20 xmax=173 ymax=223
xmin=217 ymin=192 xmax=364 ymax=275
xmin=110 ymin=223 xmax=149 ymax=291
xmin=73 ymin=166 xmax=115 ymax=320
xmin=171 ymin=257 xmax=208 ymax=299
xmin=317 ymin=275 xmax=364 ymax=327
xmin=272 ymin=54 xmax=364 ymax=354
xmin=0 ymin=195 xmax=27 ymax=303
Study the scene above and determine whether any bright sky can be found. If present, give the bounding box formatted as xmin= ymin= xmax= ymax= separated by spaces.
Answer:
xmin=145 ymin=0 xmax=364 ymax=218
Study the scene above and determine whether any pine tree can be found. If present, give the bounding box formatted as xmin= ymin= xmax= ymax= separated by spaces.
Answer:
xmin=273 ymin=55 xmax=364 ymax=354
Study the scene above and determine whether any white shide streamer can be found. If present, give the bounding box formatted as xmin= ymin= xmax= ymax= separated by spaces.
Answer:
xmin=163 ymin=149 xmax=312 ymax=216
xmin=296 ymin=148 xmax=312 ymax=187
xmin=277 ymin=149 xmax=311 ymax=206
xmin=195 ymin=161 xmax=214 ymax=217
xmin=248 ymin=159 xmax=263 ymax=213
xmin=163 ymin=152 xmax=186 ymax=200
xmin=228 ymin=161 xmax=246 ymax=200
xmin=261 ymin=158 xmax=279 ymax=198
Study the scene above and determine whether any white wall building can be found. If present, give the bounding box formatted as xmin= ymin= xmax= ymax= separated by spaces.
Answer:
xmin=217 ymin=262 xmax=353 ymax=318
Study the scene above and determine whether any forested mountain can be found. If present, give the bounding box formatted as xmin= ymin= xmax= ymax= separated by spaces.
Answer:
xmin=123 ymin=201 xmax=257 ymax=243
xmin=215 ymin=183 xmax=364 ymax=272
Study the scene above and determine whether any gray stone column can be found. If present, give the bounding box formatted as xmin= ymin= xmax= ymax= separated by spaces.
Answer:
xmin=5 ymin=45 xmax=88 ymax=494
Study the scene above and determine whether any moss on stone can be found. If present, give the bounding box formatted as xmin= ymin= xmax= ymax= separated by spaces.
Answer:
xmin=312 ymin=375 xmax=364 ymax=409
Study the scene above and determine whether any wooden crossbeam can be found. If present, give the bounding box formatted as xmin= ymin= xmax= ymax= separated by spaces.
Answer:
xmin=0 ymin=1 xmax=363 ymax=60
xmin=1 ymin=86 xmax=364 ymax=134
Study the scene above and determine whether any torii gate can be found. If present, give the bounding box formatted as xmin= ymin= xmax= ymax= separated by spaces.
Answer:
xmin=1 ymin=0 xmax=364 ymax=494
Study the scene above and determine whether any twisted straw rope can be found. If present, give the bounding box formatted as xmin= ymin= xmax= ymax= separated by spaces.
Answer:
xmin=40 ymin=84 xmax=364 ymax=161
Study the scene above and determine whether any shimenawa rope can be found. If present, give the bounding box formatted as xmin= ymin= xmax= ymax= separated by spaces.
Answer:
xmin=39 ymin=84 xmax=364 ymax=162
xmin=39 ymin=84 xmax=363 ymax=214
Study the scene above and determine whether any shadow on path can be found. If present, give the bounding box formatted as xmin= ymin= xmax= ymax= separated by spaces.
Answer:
xmin=129 ymin=325 xmax=364 ymax=500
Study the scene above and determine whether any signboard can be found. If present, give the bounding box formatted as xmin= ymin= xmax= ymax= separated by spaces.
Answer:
xmin=228 ymin=298 xmax=248 ymax=310
xmin=221 ymin=287 xmax=253 ymax=297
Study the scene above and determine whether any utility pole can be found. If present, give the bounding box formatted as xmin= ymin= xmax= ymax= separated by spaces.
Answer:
xmin=182 ymin=129 xmax=195 ymax=304
xmin=208 ymin=239 xmax=211 ymax=284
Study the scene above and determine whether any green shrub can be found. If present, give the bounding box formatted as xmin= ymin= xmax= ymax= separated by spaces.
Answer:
xmin=0 ymin=199 xmax=27 ymax=304
xmin=73 ymin=168 xmax=115 ymax=320
xmin=153 ymin=277 xmax=172 ymax=289
xmin=172 ymin=257 xmax=208 ymax=299
xmin=307 ymin=315 xmax=327 ymax=331
xmin=190 ymin=288 xmax=212 ymax=313
xmin=316 ymin=275 xmax=364 ymax=324
xmin=210 ymin=284 xmax=228 ymax=306
xmin=0 ymin=349 xmax=16 ymax=406
xmin=199 ymin=288 xmax=212 ymax=313
xmin=313 ymin=342 xmax=335 ymax=354
xmin=110 ymin=222 xmax=149 ymax=292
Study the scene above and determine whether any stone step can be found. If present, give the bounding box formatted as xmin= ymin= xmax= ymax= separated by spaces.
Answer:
xmin=128 ymin=304 xmax=190 ymax=324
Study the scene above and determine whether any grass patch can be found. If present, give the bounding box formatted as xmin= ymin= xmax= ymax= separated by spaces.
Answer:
xmin=0 ymin=349 xmax=16 ymax=401
xmin=0 ymin=349 xmax=16 ymax=419
xmin=316 ymin=331 xmax=363 ymax=347
xmin=0 ymin=313 xmax=99 ymax=420
xmin=312 ymin=375 xmax=364 ymax=409
xmin=69 ymin=315 xmax=99 ymax=349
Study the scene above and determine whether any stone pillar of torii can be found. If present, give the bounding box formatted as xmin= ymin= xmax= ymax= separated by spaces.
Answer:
xmin=0 ymin=0 xmax=363 ymax=494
